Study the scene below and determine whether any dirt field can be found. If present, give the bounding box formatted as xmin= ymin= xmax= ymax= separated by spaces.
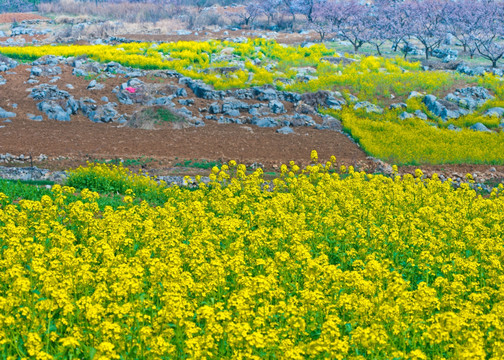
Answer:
xmin=0 ymin=64 xmax=375 ymax=174
xmin=0 ymin=12 xmax=49 ymax=23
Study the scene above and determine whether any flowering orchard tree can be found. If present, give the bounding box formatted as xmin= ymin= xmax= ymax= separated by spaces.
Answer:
xmin=236 ymin=2 xmax=262 ymax=27
xmin=443 ymin=0 xmax=487 ymax=59
xmin=473 ymin=1 xmax=504 ymax=67
xmin=405 ymin=0 xmax=448 ymax=59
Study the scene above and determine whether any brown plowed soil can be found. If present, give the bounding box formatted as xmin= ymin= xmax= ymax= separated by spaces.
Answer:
xmin=0 ymin=64 xmax=373 ymax=173
xmin=1 ymin=63 xmax=503 ymax=182
xmin=0 ymin=13 xmax=50 ymax=23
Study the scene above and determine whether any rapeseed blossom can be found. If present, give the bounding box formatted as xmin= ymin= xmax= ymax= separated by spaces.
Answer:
xmin=0 ymin=160 xmax=503 ymax=358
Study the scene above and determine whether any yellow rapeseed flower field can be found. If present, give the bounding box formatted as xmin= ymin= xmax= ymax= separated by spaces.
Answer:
xmin=1 ymin=156 xmax=504 ymax=359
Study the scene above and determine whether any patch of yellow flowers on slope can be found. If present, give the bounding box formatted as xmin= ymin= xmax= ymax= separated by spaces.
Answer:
xmin=1 ymin=154 xmax=504 ymax=359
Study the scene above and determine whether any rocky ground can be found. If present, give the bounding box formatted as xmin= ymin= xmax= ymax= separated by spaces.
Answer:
xmin=0 ymin=13 xmax=503 ymax=189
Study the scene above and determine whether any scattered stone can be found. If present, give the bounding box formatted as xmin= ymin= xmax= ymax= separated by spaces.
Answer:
xmin=269 ymin=100 xmax=286 ymax=114
xmin=209 ymin=102 xmax=221 ymax=114
xmin=178 ymin=99 xmax=194 ymax=106
xmin=27 ymin=113 xmax=43 ymax=121
xmin=414 ymin=110 xmax=428 ymax=120
xmin=423 ymin=94 xmax=461 ymax=120
xmin=276 ymin=126 xmax=294 ymax=134
xmin=469 ymin=122 xmax=491 ymax=132
xmin=316 ymin=115 xmax=342 ymax=131
xmin=29 ymin=84 xmax=71 ymax=100
xmin=321 ymin=56 xmax=357 ymax=66
xmin=101 ymin=96 xmax=109 ymax=102
xmin=447 ymin=124 xmax=462 ymax=131
xmin=0 ymin=107 xmax=16 ymax=118
xmin=389 ymin=103 xmax=407 ymax=110
xmin=87 ymin=103 xmax=119 ymax=123
xmin=251 ymin=117 xmax=278 ymax=128
xmin=354 ymin=101 xmax=384 ymax=114
xmin=37 ymin=101 xmax=70 ymax=121
xmin=30 ymin=66 xmax=42 ymax=76
xmin=484 ymin=107 xmax=504 ymax=117
xmin=176 ymin=87 xmax=188 ymax=97
xmin=399 ymin=112 xmax=414 ymax=120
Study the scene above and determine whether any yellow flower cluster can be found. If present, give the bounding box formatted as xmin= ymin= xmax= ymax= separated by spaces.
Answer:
xmin=65 ymin=162 xmax=166 ymax=198
xmin=324 ymin=108 xmax=504 ymax=165
xmin=1 ymin=157 xmax=504 ymax=359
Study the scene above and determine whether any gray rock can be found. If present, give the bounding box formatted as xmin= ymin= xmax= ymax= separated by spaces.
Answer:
xmin=286 ymin=113 xmax=316 ymax=127
xmin=87 ymin=79 xmax=97 ymax=89
xmin=209 ymin=102 xmax=221 ymax=114
xmin=255 ymin=88 xmax=278 ymax=101
xmin=176 ymin=87 xmax=188 ymax=97
xmin=485 ymin=107 xmax=504 ymax=117
xmin=399 ymin=112 xmax=414 ymax=120
xmin=178 ymin=99 xmax=194 ymax=106
xmin=79 ymin=97 xmax=97 ymax=117
xmin=470 ymin=122 xmax=491 ymax=132
xmin=30 ymin=66 xmax=42 ymax=76
xmin=29 ymin=84 xmax=71 ymax=100
xmin=251 ymin=117 xmax=278 ymax=128
xmin=423 ymin=95 xmax=461 ymax=120
xmin=0 ymin=107 xmax=16 ymax=118
xmin=176 ymin=30 xmax=192 ymax=35
xmin=447 ymin=124 xmax=462 ymax=131
xmin=445 ymin=87 xmax=493 ymax=110
xmin=32 ymin=55 xmax=60 ymax=66
xmin=153 ymin=97 xmax=175 ymax=107
xmin=175 ymin=107 xmax=193 ymax=118
xmin=87 ymin=103 xmax=119 ymax=123
xmin=354 ymin=101 xmax=384 ymax=114
xmin=276 ymin=126 xmax=294 ymax=134
xmin=37 ymin=101 xmax=70 ymax=121
xmin=0 ymin=75 xmax=5 ymax=86
xmin=431 ymin=48 xmax=458 ymax=61
xmin=269 ymin=100 xmax=286 ymax=114
xmin=101 ymin=96 xmax=109 ymax=102
xmin=414 ymin=110 xmax=428 ymax=120
xmin=224 ymin=109 xmax=240 ymax=117
xmin=222 ymin=99 xmax=250 ymax=113
xmin=389 ymin=103 xmax=407 ymax=110
xmin=27 ymin=113 xmax=43 ymax=121
xmin=72 ymin=68 xmax=88 ymax=77
xmin=316 ymin=115 xmax=342 ymax=131
xmin=408 ymin=91 xmax=423 ymax=99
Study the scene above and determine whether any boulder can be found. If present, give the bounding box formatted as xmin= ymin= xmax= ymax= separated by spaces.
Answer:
xmin=209 ymin=103 xmax=221 ymax=114
xmin=0 ymin=107 xmax=16 ymax=118
xmin=399 ymin=112 xmax=414 ymax=120
xmin=389 ymin=103 xmax=407 ymax=110
xmin=269 ymin=100 xmax=286 ymax=114
xmin=316 ymin=115 xmax=342 ymax=131
xmin=87 ymin=103 xmax=119 ymax=123
xmin=251 ymin=117 xmax=278 ymax=128
xmin=485 ymin=107 xmax=504 ymax=117
xmin=423 ymin=94 xmax=461 ymax=120
xmin=276 ymin=126 xmax=294 ymax=134
xmin=354 ymin=101 xmax=384 ymax=114
xmin=414 ymin=110 xmax=428 ymax=120
xmin=29 ymin=84 xmax=71 ymax=100
xmin=469 ymin=122 xmax=491 ymax=132
xmin=37 ymin=101 xmax=70 ymax=121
